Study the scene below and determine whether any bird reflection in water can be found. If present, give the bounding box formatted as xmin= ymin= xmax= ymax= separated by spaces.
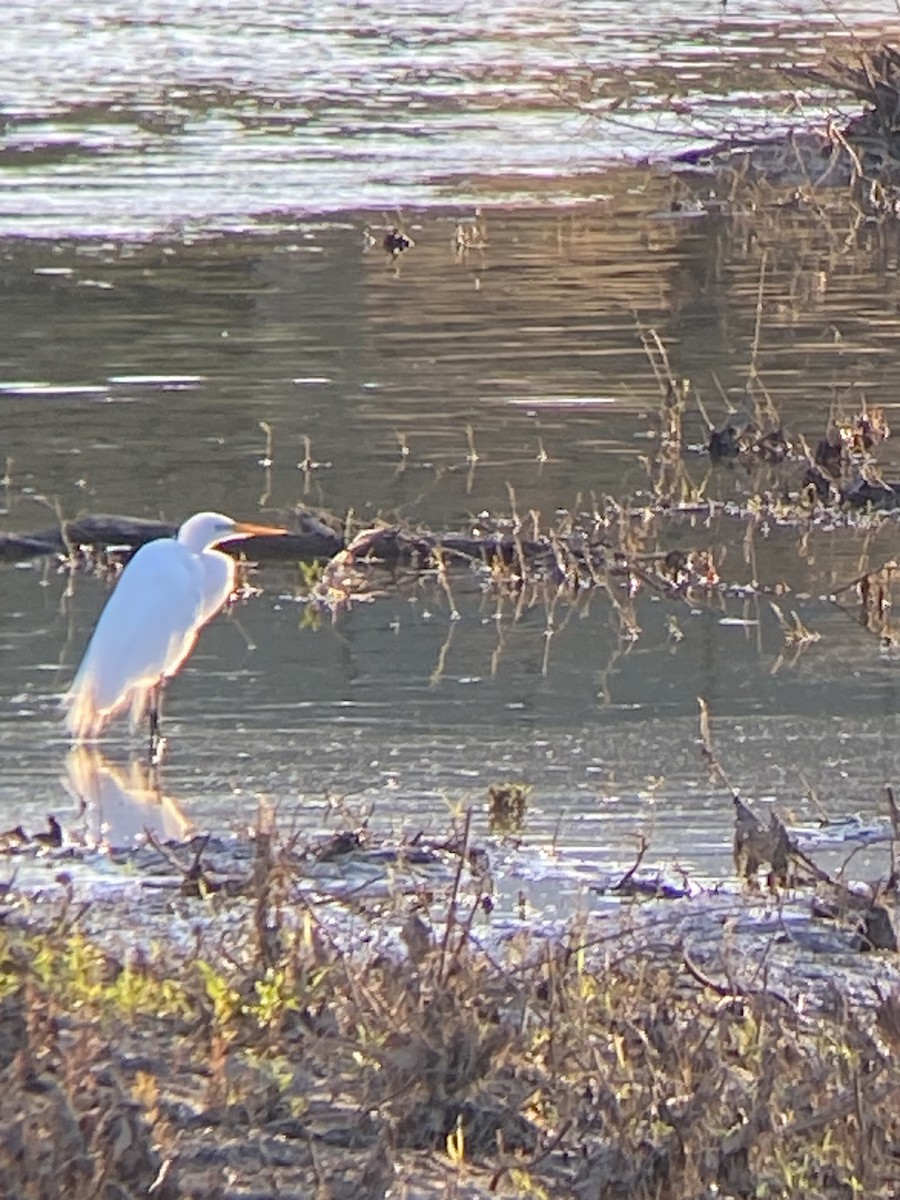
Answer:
xmin=63 ymin=745 xmax=194 ymax=849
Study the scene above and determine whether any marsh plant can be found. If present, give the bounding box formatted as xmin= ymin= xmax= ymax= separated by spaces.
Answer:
xmin=2 ymin=810 xmax=900 ymax=1200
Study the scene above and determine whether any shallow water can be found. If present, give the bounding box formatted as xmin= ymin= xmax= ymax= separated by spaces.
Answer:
xmin=3 ymin=2 xmax=900 ymax=900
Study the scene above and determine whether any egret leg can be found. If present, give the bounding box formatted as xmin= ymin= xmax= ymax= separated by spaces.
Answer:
xmin=148 ymin=686 xmax=164 ymax=763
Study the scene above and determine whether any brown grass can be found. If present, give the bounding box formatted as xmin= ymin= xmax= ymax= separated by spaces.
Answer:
xmin=3 ymin=814 xmax=900 ymax=1200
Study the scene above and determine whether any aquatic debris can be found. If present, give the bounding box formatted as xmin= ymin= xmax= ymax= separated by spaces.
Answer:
xmin=708 ymin=412 xmax=789 ymax=465
xmin=591 ymin=835 xmax=692 ymax=901
xmin=0 ymin=815 xmax=62 ymax=851
xmin=382 ymin=226 xmax=414 ymax=257
xmin=697 ymin=697 xmax=900 ymax=953
xmin=831 ymin=561 xmax=900 ymax=643
xmin=815 ymin=408 xmax=891 ymax=475
xmin=733 ymin=796 xmax=802 ymax=888
xmin=301 ymin=525 xmax=389 ymax=616
xmin=487 ymin=781 xmax=530 ymax=836
xmin=453 ymin=216 xmax=486 ymax=257
xmin=31 ymin=815 xmax=63 ymax=849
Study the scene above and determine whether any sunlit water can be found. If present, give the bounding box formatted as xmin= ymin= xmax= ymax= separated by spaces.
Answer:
xmin=1 ymin=0 xmax=897 ymax=237
xmin=2 ymin=1 xmax=900 ymax=905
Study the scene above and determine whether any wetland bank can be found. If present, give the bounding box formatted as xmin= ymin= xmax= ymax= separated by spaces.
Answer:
xmin=8 ymin=3 xmax=900 ymax=1196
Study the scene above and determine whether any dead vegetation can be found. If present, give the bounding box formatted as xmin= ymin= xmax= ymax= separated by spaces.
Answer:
xmin=5 ymin=779 xmax=900 ymax=1200
xmin=562 ymin=37 xmax=900 ymax=209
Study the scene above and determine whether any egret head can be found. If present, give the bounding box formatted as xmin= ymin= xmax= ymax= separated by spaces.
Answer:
xmin=177 ymin=511 xmax=288 ymax=553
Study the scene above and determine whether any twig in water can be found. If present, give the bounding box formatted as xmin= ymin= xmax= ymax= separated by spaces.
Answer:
xmin=465 ymin=424 xmax=479 ymax=494
xmin=635 ymin=317 xmax=677 ymax=399
xmin=51 ymin=497 xmax=79 ymax=601
xmin=886 ymin=784 xmax=900 ymax=888
xmin=439 ymin=806 xmax=473 ymax=983
xmin=429 ymin=621 xmax=455 ymax=688
xmin=258 ymin=420 xmax=274 ymax=507
xmin=746 ymin=251 xmax=781 ymax=429
xmin=298 ymin=434 xmax=314 ymax=473
xmin=394 ymin=430 xmax=410 ymax=476
xmin=614 ymin=834 xmax=649 ymax=892
xmin=694 ymin=386 xmax=715 ymax=435
xmin=506 ymin=482 xmax=521 ymax=534
xmin=433 ymin=545 xmax=459 ymax=620
xmin=697 ymin=697 xmax=740 ymax=800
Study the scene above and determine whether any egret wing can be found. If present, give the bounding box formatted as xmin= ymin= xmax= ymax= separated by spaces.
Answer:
xmin=195 ymin=550 xmax=236 ymax=628
xmin=65 ymin=541 xmax=207 ymax=736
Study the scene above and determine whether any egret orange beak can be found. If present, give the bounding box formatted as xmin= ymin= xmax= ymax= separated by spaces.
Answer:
xmin=216 ymin=521 xmax=291 ymax=547
xmin=232 ymin=521 xmax=290 ymax=538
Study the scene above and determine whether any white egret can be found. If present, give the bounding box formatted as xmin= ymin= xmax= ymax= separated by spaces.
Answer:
xmin=64 ymin=511 xmax=288 ymax=747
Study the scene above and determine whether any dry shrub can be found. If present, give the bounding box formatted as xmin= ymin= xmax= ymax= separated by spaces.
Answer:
xmin=2 ymin=854 xmax=900 ymax=1199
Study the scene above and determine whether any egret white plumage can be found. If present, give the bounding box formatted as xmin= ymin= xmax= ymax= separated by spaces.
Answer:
xmin=64 ymin=511 xmax=288 ymax=746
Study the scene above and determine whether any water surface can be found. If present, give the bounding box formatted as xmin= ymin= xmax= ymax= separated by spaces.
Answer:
xmin=3 ymin=2 xmax=900 ymax=901
xmin=2 ymin=0 xmax=898 ymax=236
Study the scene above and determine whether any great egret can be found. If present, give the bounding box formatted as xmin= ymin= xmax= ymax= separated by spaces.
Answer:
xmin=64 ymin=511 xmax=288 ymax=747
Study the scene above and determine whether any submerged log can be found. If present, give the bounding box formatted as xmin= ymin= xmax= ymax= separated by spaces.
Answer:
xmin=0 ymin=509 xmax=748 ymax=597
xmin=0 ymin=511 xmax=343 ymax=565
xmin=0 ymin=508 xmax=656 ymax=585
